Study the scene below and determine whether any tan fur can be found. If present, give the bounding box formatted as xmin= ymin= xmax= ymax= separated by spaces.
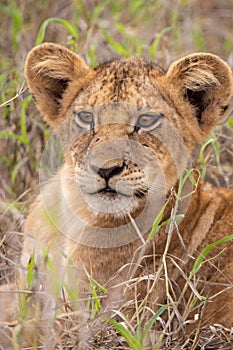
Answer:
xmin=2 ymin=43 xmax=233 ymax=343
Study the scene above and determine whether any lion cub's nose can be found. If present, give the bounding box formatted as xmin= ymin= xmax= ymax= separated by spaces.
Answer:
xmin=92 ymin=162 xmax=125 ymax=181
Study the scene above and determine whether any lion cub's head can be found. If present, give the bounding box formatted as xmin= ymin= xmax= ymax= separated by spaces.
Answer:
xmin=25 ymin=43 xmax=232 ymax=236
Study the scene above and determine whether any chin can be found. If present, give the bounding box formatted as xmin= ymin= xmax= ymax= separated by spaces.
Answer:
xmin=80 ymin=191 xmax=146 ymax=226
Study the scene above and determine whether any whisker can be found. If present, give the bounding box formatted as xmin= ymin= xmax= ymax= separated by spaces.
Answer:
xmin=148 ymin=182 xmax=168 ymax=192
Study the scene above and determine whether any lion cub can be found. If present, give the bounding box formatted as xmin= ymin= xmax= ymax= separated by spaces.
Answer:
xmin=2 ymin=44 xmax=233 ymax=344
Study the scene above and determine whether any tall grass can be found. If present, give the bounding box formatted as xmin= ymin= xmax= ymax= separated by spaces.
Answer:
xmin=0 ymin=1 xmax=233 ymax=349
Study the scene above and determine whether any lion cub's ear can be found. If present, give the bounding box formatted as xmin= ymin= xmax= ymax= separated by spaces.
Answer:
xmin=166 ymin=53 xmax=233 ymax=132
xmin=25 ymin=43 xmax=95 ymax=128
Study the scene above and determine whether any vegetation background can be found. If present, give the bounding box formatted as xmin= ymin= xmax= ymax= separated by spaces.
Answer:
xmin=0 ymin=0 xmax=233 ymax=349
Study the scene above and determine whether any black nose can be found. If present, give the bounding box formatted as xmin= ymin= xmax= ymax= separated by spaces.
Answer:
xmin=92 ymin=162 xmax=125 ymax=181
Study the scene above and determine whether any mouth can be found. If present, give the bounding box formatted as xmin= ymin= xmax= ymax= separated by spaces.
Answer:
xmin=98 ymin=186 xmax=117 ymax=195
xmin=96 ymin=186 xmax=147 ymax=199
xmin=97 ymin=186 xmax=129 ymax=198
xmin=80 ymin=184 xmax=149 ymax=219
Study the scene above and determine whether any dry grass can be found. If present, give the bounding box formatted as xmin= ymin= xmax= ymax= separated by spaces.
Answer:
xmin=0 ymin=0 xmax=233 ymax=349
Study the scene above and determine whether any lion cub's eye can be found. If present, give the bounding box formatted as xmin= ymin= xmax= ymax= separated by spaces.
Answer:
xmin=136 ymin=113 xmax=163 ymax=130
xmin=74 ymin=111 xmax=94 ymax=128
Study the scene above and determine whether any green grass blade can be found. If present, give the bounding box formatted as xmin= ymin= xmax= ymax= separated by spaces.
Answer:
xmin=0 ymin=96 xmax=30 ymax=145
xmin=63 ymin=281 xmax=79 ymax=301
xmin=148 ymin=27 xmax=171 ymax=58
xmin=227 ymin=116 xmax=233 ymax=128
xmin=88 ymin=274 xmax=108 ymax=295
xmin=147 ymin=200 xmax=169 ymax=240
xmin=0 ymin=131 xmax=23 ymax=142
xmin=90 ymin=0 xmax=109 ymax=22
xmin=108 ymin=319 xmax=141 ymax=350
xmin=177 ymin=168 xmax=199 ymax=199
xmin=35 ymin=17 xmax=78 ymax=45
xmin=19 ymin=96 xmax=31 ymax=144
xmin=190 ymin=234 xmax=233 ymax=278
xmin=101 ymin=29 xmax=129 ymax=57
xmin=11 ymin=158 xmax=27 ymax=185
xmin=141 ymin=305 xmax=168 ymax=344
xmin=26 ymin=254 xmax=36 ymax=289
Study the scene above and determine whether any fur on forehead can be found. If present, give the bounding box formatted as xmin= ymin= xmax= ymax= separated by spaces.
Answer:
xmin=94 ymin=57 xmax=165 ymax=79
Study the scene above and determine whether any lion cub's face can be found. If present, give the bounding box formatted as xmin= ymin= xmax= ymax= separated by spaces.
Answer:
xmin=25 ymin=44 xmax=232 ymax=229
xmin=68 ymin=71 xmax=178 ymax=221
